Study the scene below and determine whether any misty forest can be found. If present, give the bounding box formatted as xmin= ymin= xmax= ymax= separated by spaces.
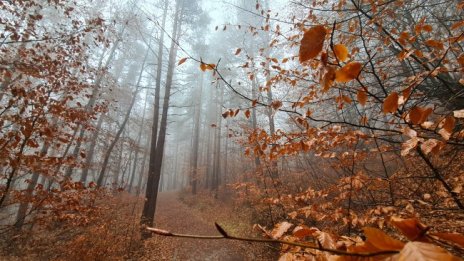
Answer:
xmin=1 ymin=0 xmax=464 ymax=260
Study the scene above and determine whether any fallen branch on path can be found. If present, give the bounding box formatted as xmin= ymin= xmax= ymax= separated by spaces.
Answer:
xmin=146 ymin=223 xmax=399 ymax=257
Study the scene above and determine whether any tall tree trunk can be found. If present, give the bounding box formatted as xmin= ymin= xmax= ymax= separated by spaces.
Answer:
xmin=80 ymin=114 xmax=104 ymax=183
xmin=191 ymin=72 xmax=204 ymax=194
xmin=141 ymin=0 xmax=182 ymax=236
xmin=212 ymin=84 xmax=224 ymax=197
xmin=128 ymin=90 xmax=149 ymax=193
xmin=96 ymin=90 xmax=139 ymax=186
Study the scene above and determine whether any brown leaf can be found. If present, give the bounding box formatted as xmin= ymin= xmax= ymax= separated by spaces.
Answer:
xmin=357 ymin=90 xmax=368 ymax=106
xmin=271 ymin=221 xmax=292 ymax=239
xmin=395 ymin=242 xmax=460 ymax=261
xmin=363 ymin=227 xmax=405 ymax=251
xmin=383 ymin=92 xmax=399 ymax=114
xmin=235 ymin=48 xmax=241 ymax=55
xmin=322 ymin=66 xmax=336 ymax=92
xmin=389 ymin=216 xmax=428 ymax=241
xmin=178 ymin=57 xmax=188 ymax=66
xmin=299 ymin=25 xmax=327 ymax=63
xmin=430 ymin=232 xmax=464 ymax=248
xmin=420 ymin=139 xmax=440 ymax=155
xmin=334 ymin=44 xmax=349 ymax=62
xmin=244 ymin=109 xmax=251 ymax=119
xmin=335 ymin=62 xmax=362 ymax=83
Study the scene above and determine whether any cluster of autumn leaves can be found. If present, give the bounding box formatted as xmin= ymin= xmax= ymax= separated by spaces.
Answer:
xmin=259 ymin=216 xmax=464 ymax=260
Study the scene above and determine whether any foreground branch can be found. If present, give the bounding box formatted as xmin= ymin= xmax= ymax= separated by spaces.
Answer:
xmin=146 ymin=223 xmax=399 ymax=257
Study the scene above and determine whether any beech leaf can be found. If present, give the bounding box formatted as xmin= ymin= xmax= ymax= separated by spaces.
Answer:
xmin=363 ymin=227 xmax=405 ymax=251
xmin=334 ymin=44 xmax=349 ymax=62
xmin=335 ymin=62 xmax=362 ymax=83
xmin=396 ymin=242 xmax=460 ymax=261
xmin=383 ymin=92 xmax=399 ymax=114
xmin=178 ymin=57 xmax=188 ymax=66
xmin=299 ymin=25 xmax=327 ymax=63
xmin=271 ymin=221 xmax=292 ymax=239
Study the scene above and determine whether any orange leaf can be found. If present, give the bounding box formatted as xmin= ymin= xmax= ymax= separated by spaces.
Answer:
xmin=244 ymin=109 xmax=251 ymax=119
xmin=357 ymin=90 xmax=368 ymax=106
xmin=402 ymin=86 xmax=412 ymax=100
xmin=395 ymin=242 xmax=460 ymax=261
xmin=200 ymin=63 xmax=215 ymax=72
xmin=383 ymin=92 xmax=399 ymax=114
xmin=430 ymin=232 xmax=464 ymax=248
xmin=442 ymin=116 xmax=456 ymax=134
xmin=334 ymin=44 xmax=349 ymax=62
xmin=335 ymin=62 xmax=362 ymax=83
xmin=363 ymin=227 xmax=405 ymax=251
xmin=425 ymin=39 xmax=444 ymax=50
xmin=322 ymin=66 xmax=336 ymax=92
xmin=299 ymin=25 xmax=327 ymax=63
xmin=292 ymin=225 xmax=317 ymax=239
xmin=409 ymin=107 xmax=432 ymax=125
xmin=178 ymin=57 xmax=188 ymax=66
xmin=389 ymin=216 xmax=428 ymax=241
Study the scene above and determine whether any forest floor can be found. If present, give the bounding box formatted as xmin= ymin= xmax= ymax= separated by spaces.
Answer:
xmin=139 ymin=191 xmax=277 ymax=261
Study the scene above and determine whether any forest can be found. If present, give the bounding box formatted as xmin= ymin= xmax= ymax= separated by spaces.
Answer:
xmin=0 ymin=0 xmax=464 ymax=260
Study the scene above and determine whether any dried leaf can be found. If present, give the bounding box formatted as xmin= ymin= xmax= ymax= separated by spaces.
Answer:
xmin=453 ymin=109 xmax=464 ymax=118
xmin=271 ymin=221 xmax=292 ymax=239
xmin=178 ymin=57 xmax=188 ymax=66
xmin=235 ymin=48 xmax=241 ymax=55
xmin=383 ymin=92 xmax=399 ymax=114
xmin=389 ymin=216 xmax=428 ymax=241
xmin=401 ymin=137 xmax=419 ymax=156
xmin=334 ymin=44 xmax=349 ymax=62
xmin=363 ymin=227 xmax=405 ymax=251
xmin=409 ymin=107 xmax=432 ymax=125
xmin=357 ymin=90 xmax=368 ymax=106
xmin=420 ymin=139 xmax=440 ymax=155
xmin=299 ymin=25 xmax=327 ymax=63
xmin=244 ymin=109 xmax=251 ymax=119
xmin=430 ymin=232 xmax=464 ymax=248
xmin=335 ymin=62 xmax=362 ymax=83
xmin=395 ymin=242 xmax=460 ymax=261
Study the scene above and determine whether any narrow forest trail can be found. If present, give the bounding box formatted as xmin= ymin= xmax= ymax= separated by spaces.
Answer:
xmin=140 ymin=192 xmax=275 ymax=261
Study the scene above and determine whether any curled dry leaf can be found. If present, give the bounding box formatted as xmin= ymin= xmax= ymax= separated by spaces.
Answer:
xmin=322 ymin=66 xmax=336 ymax=92
xmin=271 ymin=221 xmax=293 ymax=239
xmin=420 ymin=139 xmax=440 ymax=155
xmin=389 ymin=216 xmax=429 ymax=241
xmin=335 ymin=62 xmax=362 ymax=83
xmin=299 ymin=25 xmax=327 ymax=63
xmin=200 ymin=63 xmax=215 ymax=72
xmin=244 ymin=109 xmax=251 ymax=119
xmin=401 ymin=137 xmax=419 ymax=156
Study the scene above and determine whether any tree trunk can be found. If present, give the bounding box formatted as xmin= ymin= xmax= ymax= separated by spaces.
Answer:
xmin=141 ymin=0 xmax=182 ymax=236
xmin=191 ymin=72 xmax=204 ymax=194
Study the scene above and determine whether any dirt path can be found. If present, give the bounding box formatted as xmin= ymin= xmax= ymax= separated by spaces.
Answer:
xmin=141 ymin=192 xmax=275 ymax=261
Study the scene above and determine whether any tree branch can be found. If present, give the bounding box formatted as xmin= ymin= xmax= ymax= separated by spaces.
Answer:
xmin=146 ymin=223 xmax=400 ymax=257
